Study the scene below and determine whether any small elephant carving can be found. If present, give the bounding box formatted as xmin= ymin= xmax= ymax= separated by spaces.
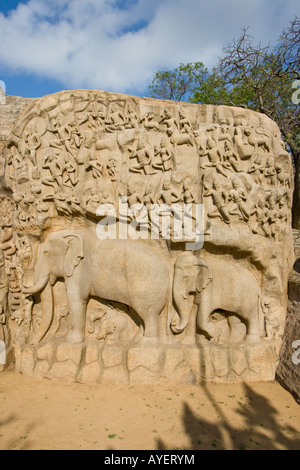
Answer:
xmin=172 ymin=252 xmax=263 ymax=343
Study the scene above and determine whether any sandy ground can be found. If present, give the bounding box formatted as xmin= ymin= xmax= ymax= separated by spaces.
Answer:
xmin=0 ymin=366 xmax=299 ymax=451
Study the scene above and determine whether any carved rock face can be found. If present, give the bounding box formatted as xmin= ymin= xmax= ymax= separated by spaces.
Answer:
xmin=0 ymin=89 xmax=295 ymax=384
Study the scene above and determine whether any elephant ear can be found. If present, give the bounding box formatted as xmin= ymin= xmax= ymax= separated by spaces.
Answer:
xmin=196 ymin=260 xmax=212 ymax=293
xmin=63 ymin=234 xmax=84 ymax=277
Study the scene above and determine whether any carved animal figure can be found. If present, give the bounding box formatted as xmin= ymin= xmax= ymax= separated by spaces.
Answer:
xmin=22 ymin=229 xmax=171 ymax=343
xmin=244 ymin=126 xmax=271 ymax=153
xmin=171 ymin=252 xmax=263 ymax=342
xmin=167 ymin=128 xmax=194 ymax=148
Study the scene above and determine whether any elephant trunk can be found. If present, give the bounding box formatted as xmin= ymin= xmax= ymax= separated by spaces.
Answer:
xmin=22 ymin=273 xmax=50 ymax=295
xmin=171 ymin=270 xmax=194 ymax=334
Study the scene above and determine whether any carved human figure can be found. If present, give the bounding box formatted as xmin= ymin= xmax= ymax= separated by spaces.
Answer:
xmin=79 ymin=99 xmax=106 ymax=131
xmin=199 ymin=138 xmax=228 ymax=178
xmin=228 ymin=178 xmax=250 ymax=222
xmin=67 ymin=121 xmax=82 ymax=151
xmin=222 ymin=141 xmax=240 ymax=173
xmin=86 ymin=154 xmax=103 ymax=179
xmin=263 ymin=300 xmax=281 ymax=340
xmin=247 ymin=154 xmax=265 ymax=185
xmin=141 ymin=112 xmax=160 ymax=131
xmin=68 ymin=192 xmax=84 ymax=217
xmin=143 ymin=187 xmax=155 ymax=215
xmin=203 ymin=178 xmax=231 ymax=224
xmin=159 ymin=180 xmax=181 ymax=205
xmin=85 ymin=188 xmax=101 ymax=215
xmin=42 ymin=151 xmax=64 ymax=190
xmin=250 ymin=197 xmax=269 ymax=236
xmin=159 ymin=109 xmax=178 ymax=132
xmin=264 ymin=157 xmax=277 ymax=186
xmin=51 ymin=117 xmax=76 ymax=161
xmin=182 ymin=181 xmax=195 ymax=204
xmin=105 ymin=103 xmax=125 ymax=132
xmin=14 ymin=159 xmax=29 ymax=184
xmin=152 ymin=137 xmax=173 ymax=172
xmin=24 ymin=125 xmax=41 ymax=167
xmin=277 ymin=194 xmax=289 ymax=230
xmin=63 ymin=157 xmax=79 ymax=187
xmin=178 ymin=110 xmax=193 ymax=136
xmin=36 ymin=201 xmax=50 ymax=227
xmin=212 ymin=121 xmax=233 ymax=145
xmin=124 ymin=104 xmax=139 ymax=129
xmin=106 ymin=157 xmax=118 ymax=181
xmin=51 ymin=190 xmax=73 ymax=218
xmin=129 ymin=139 xmax=153 ymax=175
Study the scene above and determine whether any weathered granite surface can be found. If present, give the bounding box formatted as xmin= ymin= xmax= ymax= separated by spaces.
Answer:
xmin=0 ymin=89 xmax=295 ymax=384
xmin=276 ymin=230 xmax=300 ymax=403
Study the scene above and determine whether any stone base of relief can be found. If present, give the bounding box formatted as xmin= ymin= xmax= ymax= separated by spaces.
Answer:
xmin=14 ymin=337 xmax=281 ymax=385
xmin=0 ymin=89 xmax=295 ymax=384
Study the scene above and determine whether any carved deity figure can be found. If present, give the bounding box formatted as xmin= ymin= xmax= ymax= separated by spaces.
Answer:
xmin=203 ymin=177 xmax=231 ymax=224
xmin=86 ymin=155 xmax=103 ymax=179
xmin=152 ymin=137 xmax=173 ymax=172
xmin=105 ymin=103 xmax=125 ymax=132
xmin=228 ymin=178 xmax=250 ymax=222
xmin=199 ymin=138 xmax=228 ymax=178
xmin=129 ymin=139 xmax=153 ymax=175
xmin=42 ymin=151 xmax=64 ymax=190
xmin=248 ymin=154 xmax=265 ymax=185
xmin=24 ymin=125 xmax=41 ymax=167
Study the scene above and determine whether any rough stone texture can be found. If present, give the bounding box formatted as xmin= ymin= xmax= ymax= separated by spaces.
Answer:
xmin=0 ymin=95 xmax=35 ymax=147
xmin=14 ymin=338 xmax=282 ymax=385
xmin=0 ymin=89 xmax=295 ymax=385
xmin=276 ymin=229 xmax=300 ymax=403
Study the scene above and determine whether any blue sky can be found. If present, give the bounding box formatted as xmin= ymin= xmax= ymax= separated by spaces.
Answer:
xmin=0 ymin=0 xmax=299 ymax=98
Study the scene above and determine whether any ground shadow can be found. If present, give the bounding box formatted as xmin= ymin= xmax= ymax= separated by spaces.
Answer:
xmin=156 ymin=382 xmax=300 ymax=450
xmin=0 ymin=413 xmax=37 ymax=450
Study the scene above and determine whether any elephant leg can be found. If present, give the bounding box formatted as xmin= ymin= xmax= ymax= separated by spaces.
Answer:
xmin=245 ymin=314 xmax=260 ymax=343
xmin=30 ymin=283 xmax=53 ymax=345
xmin=66 ymin=297 xmax=88 ymax=344
xmin=142 ymin=308 xmax=160 ymax=340
xmin=196 ymin=304 xmax=216 ymax=339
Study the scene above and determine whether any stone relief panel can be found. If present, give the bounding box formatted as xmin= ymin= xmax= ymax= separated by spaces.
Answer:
xmin=0 ymin=90 xmax=295 ymax=383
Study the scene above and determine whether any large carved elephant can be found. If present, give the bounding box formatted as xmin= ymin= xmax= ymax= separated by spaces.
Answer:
xmin=22 ymin=228 xmax=171 ymax=343
xmin=171 ymin=252 xmax=263 ymax=342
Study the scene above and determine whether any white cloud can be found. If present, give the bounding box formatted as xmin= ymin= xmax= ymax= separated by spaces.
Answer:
xmin=0 ymin=0 xmax=298 ymax=95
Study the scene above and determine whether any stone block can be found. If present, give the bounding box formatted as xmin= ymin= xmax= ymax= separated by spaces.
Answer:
xmin=127 ymin=346 xmax=164 ymax=373
xmin=162 ymin=347 xmax=185 ymax=377
xmin=210 ymin=346 xmax=229 ymax=378
xmin=33 ymin=360 xmax=50 ymax=378
xmin=229 ymin=348 xmax=247 ymax=376
xmin=101 ymin=365 xmax=128 ymax=384
xmin=21 ymin=346 xmax=36 ymax=376
xmin=56 ymin=342 xmax=83 ymax=365
xmin=49 ymin=360 xmax=78 ymax=381
xmin=85 ymin=342 xmax=100 ymax=365
xmin=129 ymin=366 xmax=161 ymax=385
xmin=37 ymin=343 xmax=54 ymax=362
xmin=79 ymin=361 xmax=102 ymax=384
xmin=185 ymin=346 xmax=214 ymax=380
